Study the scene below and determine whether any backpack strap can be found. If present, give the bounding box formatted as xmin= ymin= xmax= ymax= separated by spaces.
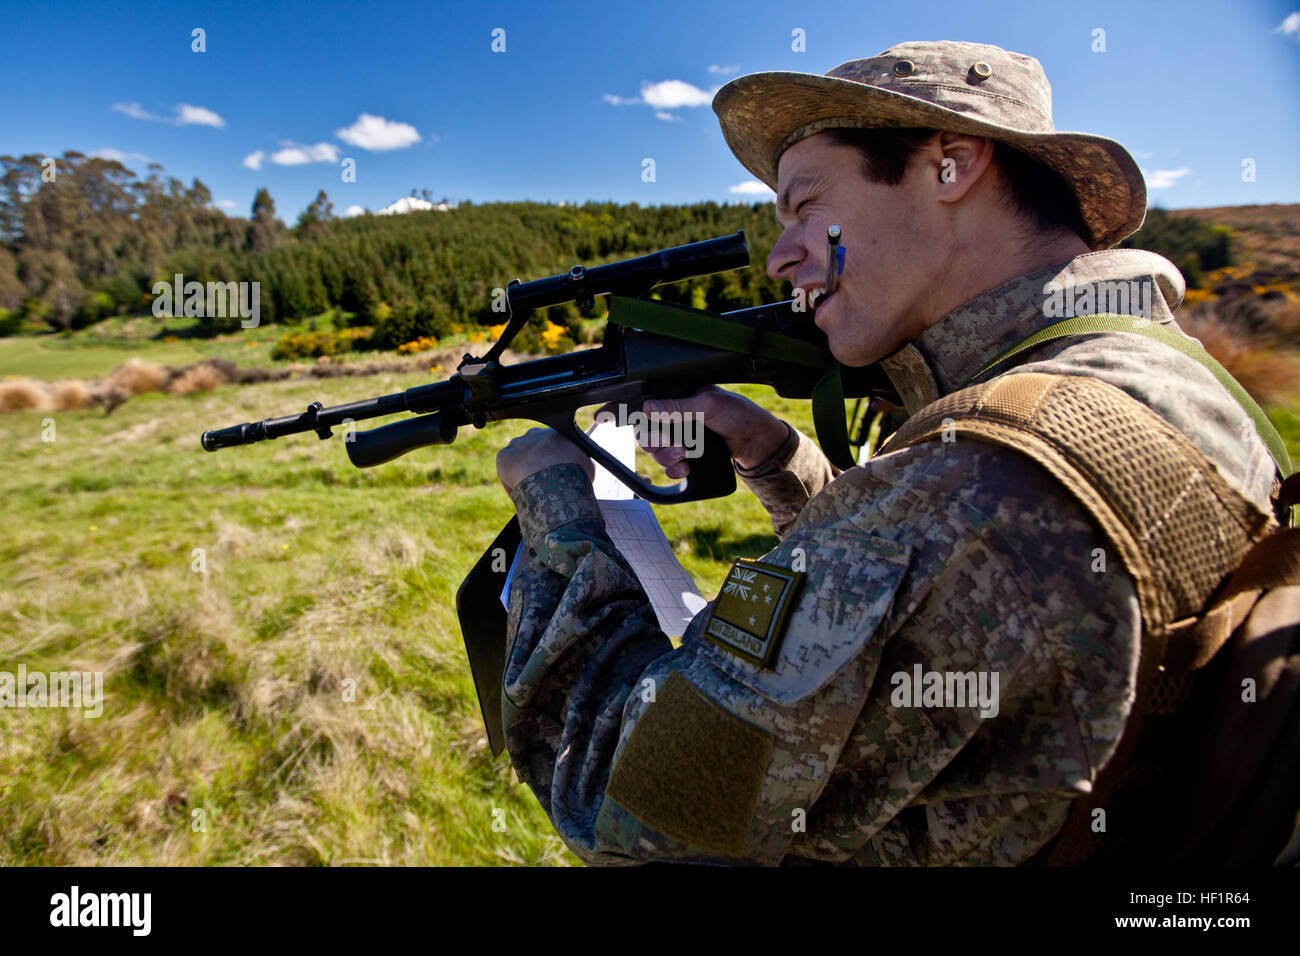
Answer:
xmin=879 ymin=371 xmax=1278 ymax=864
xmin=882 ymin=371 xmax=1275 ymax=639
xmin=962 ymin=313 xmax=1292 ymax=478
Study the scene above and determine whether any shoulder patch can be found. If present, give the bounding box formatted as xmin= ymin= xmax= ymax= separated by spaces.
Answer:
xmin=704 ymin=558 xmax=805 ymax=667
xmin=605 ymin=670 xmax=772 ymax=857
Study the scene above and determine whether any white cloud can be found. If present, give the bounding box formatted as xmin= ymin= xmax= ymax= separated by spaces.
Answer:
xmin=708 ymin=64 xmax=740 ymax=76
xmin=242 ymin=150 xmax=265 ymax=170
xmin=1274 ymin=11 xmax=1300 ymax=37
xmin=344 ymin=205 xmax=367 ymax=218
xmin=335 ymin=113 xmax=423 ymax=151
xmin=111 ymin=102 xmax=158 ymax=121
xmin=175 ymin=103 xmax=226 ymax=128
xmin=216 ymin=199 xmax=238 ymax=211
xmin=1143 ymin=167 xmax=1193 ymax=189
xmin=112 ymin=101 xmax=225 ymax=128
xmin=640 ymin=80 xmax=714 ymax=109
xmin=729 ymin=180 xmax=776 ymax=196
xmin=269 ymin=142 xmax=339 ymax=165
xmin=603 ymin=80 xmax=718 ymax=112
xmin=655 ymin=111 xmax=682 ymax=122
xmin=88 ymin=147 xmax=151 ymax=165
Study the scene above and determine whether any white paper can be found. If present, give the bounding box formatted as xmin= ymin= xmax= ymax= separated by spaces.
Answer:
xmin=597 ymin=497 xmax=709 ymax=635
xmin=589 ymin=417 xmax=636 ymax=500
xmin=500 ymin=421 xmax=706 ymax=637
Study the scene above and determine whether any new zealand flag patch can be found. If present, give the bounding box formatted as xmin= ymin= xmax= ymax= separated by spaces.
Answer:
xmin=703 ymin=558 xmax=805 ymax=668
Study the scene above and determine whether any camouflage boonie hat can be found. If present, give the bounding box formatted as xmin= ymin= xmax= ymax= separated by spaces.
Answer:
xmin=713 ymin=40 xmax=1147 ymax=250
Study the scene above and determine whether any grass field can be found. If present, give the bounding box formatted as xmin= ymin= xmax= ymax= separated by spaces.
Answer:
xmin=2 ymin=340 xmax=1297 ymax=865
xmin=0 ymin=336 xmax=216 ymax=380
xmin=0 ymin=360 xmax=800 ymax=865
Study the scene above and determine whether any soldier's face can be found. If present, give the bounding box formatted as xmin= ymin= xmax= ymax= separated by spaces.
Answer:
xmin=767 ymin=132 xmax=941 ymax=366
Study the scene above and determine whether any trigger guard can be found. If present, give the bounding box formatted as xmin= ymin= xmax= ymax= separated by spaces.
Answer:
xmin=541 ymin=414 xmax=735 ymax=504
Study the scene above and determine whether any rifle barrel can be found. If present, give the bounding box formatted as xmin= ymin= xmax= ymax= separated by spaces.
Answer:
xmin=201 ymin=379 xmax=464 ymax=450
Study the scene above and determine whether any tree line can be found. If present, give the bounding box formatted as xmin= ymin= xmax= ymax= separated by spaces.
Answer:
xmin=1 ymin=150 xmax=1231 ymax=346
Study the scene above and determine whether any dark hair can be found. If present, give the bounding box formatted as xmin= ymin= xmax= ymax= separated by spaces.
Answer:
xmin=820 ymin=126 xmax=1091 ymax=245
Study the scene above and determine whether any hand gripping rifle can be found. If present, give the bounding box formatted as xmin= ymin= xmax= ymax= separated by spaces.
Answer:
xmin=200 ymin=231 xmax=898 ymax=752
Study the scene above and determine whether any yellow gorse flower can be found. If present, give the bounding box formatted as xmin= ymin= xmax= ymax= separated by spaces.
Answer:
xmin=397 ymin=334 xmax=440 ymax=355
xmin=540 ymin=320 xmax=565 ymax=353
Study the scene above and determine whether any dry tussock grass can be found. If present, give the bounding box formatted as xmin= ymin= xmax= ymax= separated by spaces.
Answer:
xmin=125 ymin=587 xmax=244 ymax=706
xmin=0 ymin=571 xmax=420 ymax=863
xmin=2 ymin=590 xmax=79 ymax=658
xmin=1270 ymin=301 xmax=1300 ymax=347
xmin=211 ymin=516 xmax=259 ymax=556
xmin=0 ymin=378 xmax=53 ymax=412
xmin=355 ymin=528 xmax=432 ymax=575
xmin=166 ymin=362 xmax=226 ymax=395
xmin=105 ymin=357 xmax=169 ymax=396
xmin=1180 ymin=306 xmax=1300 ymax=406
xmin=49 ymin=379 xmax=92 ymax=410
xmin=0 ymin=356 xmax=237 ymax=417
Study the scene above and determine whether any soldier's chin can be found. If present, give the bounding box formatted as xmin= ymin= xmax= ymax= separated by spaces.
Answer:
xmin=829 ymin=340 xmax=871 ymax=368
xmin=822 ymin=327 xmax=865 ymax=367
xmin=827 ymin=327 xmax=894 ymax=369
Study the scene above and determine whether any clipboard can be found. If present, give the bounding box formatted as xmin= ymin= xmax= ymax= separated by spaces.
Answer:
xmin=455 ymin=516 xmax=520 ymax=756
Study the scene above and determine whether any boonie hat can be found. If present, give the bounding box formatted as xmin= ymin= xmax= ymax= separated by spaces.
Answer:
xmin=713 ymin=40 xmax=1147 ymax=249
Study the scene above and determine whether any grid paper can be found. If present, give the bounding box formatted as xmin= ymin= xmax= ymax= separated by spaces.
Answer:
xmin=500 ymin=421 xmax=707 ymax=637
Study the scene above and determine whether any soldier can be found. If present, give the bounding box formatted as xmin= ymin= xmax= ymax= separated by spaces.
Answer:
xmin=494 ymin=41 xmax=1279 ymax=864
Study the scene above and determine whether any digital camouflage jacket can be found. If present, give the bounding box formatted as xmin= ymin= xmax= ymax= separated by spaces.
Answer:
xmin=502 ymin=248 xmax=1275 ymax=865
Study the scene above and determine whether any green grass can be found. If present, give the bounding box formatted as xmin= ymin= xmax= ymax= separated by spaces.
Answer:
xmin=0 ymin=358 xmax=803 ymax=865
xmin=1267 ymin=404 xmax=1300 ymax=524
xmin=0 ymin=336 xmax=213 ymax=379
xmin=1268 ymin=404 xmax=1300 ymax=466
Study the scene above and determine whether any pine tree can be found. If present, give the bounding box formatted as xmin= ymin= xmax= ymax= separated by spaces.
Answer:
xmin=247 ymin=187 xmax=283 ymax=254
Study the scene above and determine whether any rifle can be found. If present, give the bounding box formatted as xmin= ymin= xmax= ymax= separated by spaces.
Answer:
xmin=200 ymin=230 xmax=899 ymax=751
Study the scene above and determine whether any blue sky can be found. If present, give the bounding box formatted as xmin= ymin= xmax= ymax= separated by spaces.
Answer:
xmin=2 ymin=0 xmax=1297 ymax=221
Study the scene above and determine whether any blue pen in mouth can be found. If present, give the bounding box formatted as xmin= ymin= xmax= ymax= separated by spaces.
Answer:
xmin=825 ymin=224 xmax=842 ymax=296
xmin=812 ymin=225 xmax=844 ymax=313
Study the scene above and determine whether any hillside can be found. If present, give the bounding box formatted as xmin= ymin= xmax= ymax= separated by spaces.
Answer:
xmin=1170 ymin=203 xmax=1300 ymax=270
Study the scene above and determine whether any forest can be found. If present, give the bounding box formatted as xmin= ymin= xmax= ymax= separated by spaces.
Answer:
xmin=1 ymin=150 xmax=1237 ymax=353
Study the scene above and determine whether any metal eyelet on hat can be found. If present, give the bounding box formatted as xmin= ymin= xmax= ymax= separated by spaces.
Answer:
xmin=893 ymin=59 xmax=914 ymax=77
xmin=969 ymin=61 xmax=992 ymax=82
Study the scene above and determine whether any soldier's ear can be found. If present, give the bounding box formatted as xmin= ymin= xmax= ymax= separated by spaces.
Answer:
xmin=932 ymin=133 xmax=995 ymax=203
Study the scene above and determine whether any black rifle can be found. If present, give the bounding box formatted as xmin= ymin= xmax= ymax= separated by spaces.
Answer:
xmin=201 ymin=231 xmax=893 ymax=499
xmin=200 ymin=231 xmax=898 ymax=751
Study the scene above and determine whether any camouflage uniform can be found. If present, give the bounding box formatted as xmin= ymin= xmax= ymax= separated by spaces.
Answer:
xmin=503 ymin=247 xmax=1275 ymax=865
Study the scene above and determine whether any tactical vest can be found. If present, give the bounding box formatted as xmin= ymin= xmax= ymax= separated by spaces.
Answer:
xmin=879 ymin=315 xmax=1300 ymax=865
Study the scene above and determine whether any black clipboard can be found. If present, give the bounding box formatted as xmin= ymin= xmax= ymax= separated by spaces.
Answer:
xmin=455 ymin=516 xmax=520 ymax=756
